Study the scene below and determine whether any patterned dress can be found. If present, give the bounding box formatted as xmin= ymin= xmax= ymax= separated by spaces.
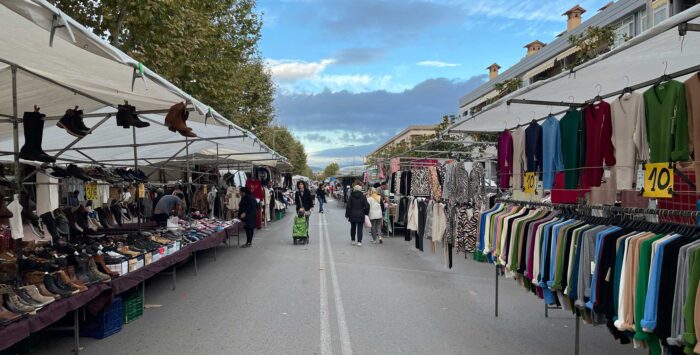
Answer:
xmin=410 ymin=168 xmax=431 ymax=196
xmin=454 ymin=205 xmax=470 ymax=254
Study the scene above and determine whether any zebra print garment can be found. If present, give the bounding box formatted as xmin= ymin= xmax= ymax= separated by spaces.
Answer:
xmin=455 ymin=205 xmax=470 ymax=254
xmin=464 ymin=209 xmax=479 ymax=253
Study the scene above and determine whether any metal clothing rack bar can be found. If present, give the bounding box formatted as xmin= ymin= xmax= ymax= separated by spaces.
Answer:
xmin=41 ymin=134 xmax=247 ymax=153
xmin=504 ymin=63 xmax=700 ymax=130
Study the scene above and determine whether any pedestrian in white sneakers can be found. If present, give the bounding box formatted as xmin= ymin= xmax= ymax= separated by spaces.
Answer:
xmin=367 ymin=188 xmax=383 ymax=244
xmin=345 ymin=185 xmax=368 ymax=246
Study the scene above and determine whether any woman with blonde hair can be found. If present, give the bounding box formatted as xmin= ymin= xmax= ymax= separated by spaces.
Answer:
xmin=367 ymin=187 xmax=383 ymax=244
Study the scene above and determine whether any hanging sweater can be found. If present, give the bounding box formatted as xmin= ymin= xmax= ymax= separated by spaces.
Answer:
xmin=525 ymin=121 xmax=543 ymax=174
xmin=685 ymin=74 xmax=700 ymax=191
xmin=497 ymin=130 xmax=513 ymax=188
xmin=559 ymin=109 xmax=585 ymax=189
xmin=512 ymin=127 xmax=527 ymax=190
xmin=581 ymin=101 xmax=615 ymax=188
xmin=611 ymin=92 xmax=650 ymax=190
xmin=644 ymin=80 xmax=689 ymax=163
xmin=541 ymin=116 xmax=564 ymax=190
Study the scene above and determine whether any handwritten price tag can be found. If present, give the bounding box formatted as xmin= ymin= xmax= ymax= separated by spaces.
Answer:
xmin=85 ymin=182 xmax=98 ymax=201
xmin=643 ymin=162 xmax=673 ymax=198
xmin=523 ymin=172 xmax=536 ymax=194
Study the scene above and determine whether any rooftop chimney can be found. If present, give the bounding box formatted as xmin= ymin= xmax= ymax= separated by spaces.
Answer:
xmin=524 ymin=40 xmax=545 ymax=57
xmin=486 ymin=63 xmax=501 ymax=80
xmin=563 ymin=5 xmax=586 ymax=32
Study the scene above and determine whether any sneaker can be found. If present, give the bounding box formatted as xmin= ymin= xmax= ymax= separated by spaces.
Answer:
xmin=351 ymin=241 xmax=356 ymax=245
xmin=357 ymin=242 xmax=362 ymax=247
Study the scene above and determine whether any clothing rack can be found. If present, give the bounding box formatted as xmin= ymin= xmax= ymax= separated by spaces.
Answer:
xmin=503 ymin=63 xmax=700 ymax=130
xmin=490 ymin=197 xmax=700 ymax=355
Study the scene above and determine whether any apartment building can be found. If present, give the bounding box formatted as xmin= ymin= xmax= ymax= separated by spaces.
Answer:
xmin=368 ymin=125 xmax=438 ymax=158
xmin=459 ymin=0 xmax=699 ymax=120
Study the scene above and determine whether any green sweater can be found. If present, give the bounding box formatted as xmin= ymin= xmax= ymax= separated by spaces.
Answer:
xmin=635 ymin=234 xmax=664 ymax=355
xmin=644 ymin=80 xmax=689 ymax=162
xmin=683 ymin=248 xmax=700 ymax=354
xmin=559 ymin=109 xmax=586 ymax=189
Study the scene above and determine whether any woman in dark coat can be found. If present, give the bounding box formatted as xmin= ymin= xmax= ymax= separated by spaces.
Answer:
xmin=238 ymin=186 xmax=258 ymax=248
xmin=345 ymin=185 xmax=369 ymax=246
xmin=295 ymin=181 xmax=314 ymax=214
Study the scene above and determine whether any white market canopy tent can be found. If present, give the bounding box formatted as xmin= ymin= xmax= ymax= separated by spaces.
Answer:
xmin=0 ymin=1 xmax=289 ymax=168
xmin=449 ymin=4 xmax=700 ymax=134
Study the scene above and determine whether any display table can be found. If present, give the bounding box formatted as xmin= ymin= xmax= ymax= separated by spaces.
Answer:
xmin=0 ymin=222 xmax=239 ymax=352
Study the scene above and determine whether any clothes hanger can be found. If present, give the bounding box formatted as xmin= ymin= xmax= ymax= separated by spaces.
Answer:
xmin=618 ymin=75 xmax=633 ymax=99
xmin=657 ymin=61 xmax=672 ymax=84
xmin=593 ymin=84 xmax=603 ymax=103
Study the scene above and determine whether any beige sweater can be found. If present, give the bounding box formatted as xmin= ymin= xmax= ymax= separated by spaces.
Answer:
xmin=511 ymin=127 xmax=527 ymax=190
xmin=610 ymin=92 xmax=649 ymax=190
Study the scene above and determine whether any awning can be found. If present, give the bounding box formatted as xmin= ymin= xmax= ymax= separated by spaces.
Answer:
xmin=450 ymin=4 xmax=700 ymax=133
xmin=523 ymin=46 xmax=579 ymax=80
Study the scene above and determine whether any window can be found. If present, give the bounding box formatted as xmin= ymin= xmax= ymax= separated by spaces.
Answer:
xmin=613 ymin=16 xmax=634 ymax=48
xmin=640 ymin=8 xmax=649 ymax=32
xmin=652 ymin=2 xmax=669 ymax=26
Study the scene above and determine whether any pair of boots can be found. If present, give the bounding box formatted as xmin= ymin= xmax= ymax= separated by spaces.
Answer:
xmin=165 ymin=102 xmax=196 ymax=137
xmin=116 ymin=103 xmax=150 ymax=129
xmin=19 ymin=110 xmax=55 ymax=163
xmin=56 ymin=107 xmax=91 ymax=137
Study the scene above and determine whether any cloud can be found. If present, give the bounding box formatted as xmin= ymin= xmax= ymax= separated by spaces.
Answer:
xmin=334 ymin=47 xmax=385 ymax=65
xmin=417 ymin=61 xmax=461 ymax=68
xmin=277 ymin=75 xmax=486 ymax=132
xmin=302 ymin=133 xmax=332 ymax=144
xmin=267 ymin=59 xmax=335 ymax=82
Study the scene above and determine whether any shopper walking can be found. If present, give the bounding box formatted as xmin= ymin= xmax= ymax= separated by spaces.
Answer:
xmin=317 ymin=183 xmax=327 ymax=213
xmin=367 ymin=188 xmax=383 ymax=244
xmin=238 ymin=187 xmax=258 ymax=248
xmin=295 ymin=181 xmax=314 ymax=218
xmin=345 ymin=185 xmax=369 ymax=246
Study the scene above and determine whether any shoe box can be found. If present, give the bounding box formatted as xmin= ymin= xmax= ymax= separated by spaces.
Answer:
xmin=127 ymin=256 xmax=144 ymax=273
xmin=106 ymin=260 xmax=129 ymax=277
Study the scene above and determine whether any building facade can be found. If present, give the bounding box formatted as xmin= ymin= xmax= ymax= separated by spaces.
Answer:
xmin=458 ymin=0 xmax=699 ymax=120
xmin=368 ymin=125 xmax=438 ymax=158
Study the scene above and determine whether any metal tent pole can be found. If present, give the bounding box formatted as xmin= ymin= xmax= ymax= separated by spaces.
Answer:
xmin=11 ymin=65 xmax=22 ymax=287
xmin=132 ymin=127 xmax=141 ymax=231
xmin=494 ymin=264 xmax=499 ymax=317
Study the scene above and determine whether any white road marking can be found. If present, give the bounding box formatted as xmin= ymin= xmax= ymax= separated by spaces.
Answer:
xmin=319 ymin=216 xmax=332 ymax=355
xmin=322 ymin=213 xmax=353 ymax=355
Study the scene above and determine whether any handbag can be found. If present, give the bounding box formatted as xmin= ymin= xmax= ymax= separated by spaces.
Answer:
xmin=364 ymin=215 xmax=372 ymax=228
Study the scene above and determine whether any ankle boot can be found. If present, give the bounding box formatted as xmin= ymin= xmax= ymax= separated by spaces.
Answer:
xmin=15 ymin=287 xmax=46 ymax=308
xmin=67 ymin=164 xmax=92 ymax=181
xmin=93 ymin=255 xmax=119 ymax=278
xmin=65 ymin=266 xmax=88 ymax=289
xmin=116 ymin=104 xmax=149 ymax=128
xmin=165 ymin=102 xmax=196 ymax=137
xmin=19 ymin=111 xmax=56 ymax=163
xmin=72 ymin=108 xmax=90 ymax=133
xmin=40 ymin=212 xmax=60 ymax=244
xmin=56 ymin=270 xmax=87 ymax=292
xmin=56 ymin=108 xmax=87 ymax=138
xmin=21 ymin=285 xmax=55 ymax=306
xmin=0 ymin=304 xmax=21 ymax=325
xmin=88 ymin=258 xmax=111 ymax=282
xmin=1 ymin=284 xmax=37 ymax=315
xmin=42 ymin=273 xmax=72 ymax=298
xmin=51 ymin=272 xmax=79 ymax=294
xmin=74 ymin=258 xmax=99 ymax=285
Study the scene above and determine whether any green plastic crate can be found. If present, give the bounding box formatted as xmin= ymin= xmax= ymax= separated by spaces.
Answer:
xmin=473 ymin=250 xmax=487 ymax=263
xmin=122 ymin=292 xmax=143 ymax=324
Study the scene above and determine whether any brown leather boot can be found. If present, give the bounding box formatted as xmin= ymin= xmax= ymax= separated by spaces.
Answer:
xmin=165 ymin=102 xmax=197 ymax=137
xmin=0 ymin=304 xmax=21 ymax=325
xmin=65 ymin=266 xmax=88 ymax=288
xmin=23 ymin=271 xmax=46 ymax=286
xmin=55 ymin=270 xmax=87 ymax=292
xmin=92 ymin=255 xmax=119 ymax=278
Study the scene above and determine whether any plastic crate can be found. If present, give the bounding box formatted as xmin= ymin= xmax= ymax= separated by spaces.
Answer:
xmin=122 ymin=292 xmax=143 ymax=324
xmin=473 ymin=250 xmax=487 ymax=263
xmin=80 ymin=297 xmax=123 ymax=339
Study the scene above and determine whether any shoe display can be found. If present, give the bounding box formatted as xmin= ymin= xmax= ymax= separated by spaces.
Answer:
xmin=165 ymin=102 xmax=196 ymax=137
xmin=56 ymin=108 xmax=88 ymax=137
xmin=0 ymin=304 xmax=21 ymax=325
xmin=116 ymin=103 xmax=150 ymax=129
xmin=67 ymin=164 xmax=92 ymax=181
xmin=18 ymin=110 xmax=56 ymax=163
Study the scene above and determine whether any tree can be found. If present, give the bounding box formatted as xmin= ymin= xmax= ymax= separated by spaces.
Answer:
xmin=323 ymin=162 xmax=340 ymax=177
xmin=567 ymin=26 xmax=615 ymax=69
xmin=51 ymin=0 xmax=275 ymax=131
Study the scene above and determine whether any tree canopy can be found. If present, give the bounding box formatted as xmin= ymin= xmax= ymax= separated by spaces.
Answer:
xmin=52 ymin=0 xmax=309 ymax=173
xmin=323 ymin=162 xmax=340 ymax=178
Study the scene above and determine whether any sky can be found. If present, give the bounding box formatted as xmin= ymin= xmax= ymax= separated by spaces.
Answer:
xmin=257 ymin=0 xmax=611 ymax=169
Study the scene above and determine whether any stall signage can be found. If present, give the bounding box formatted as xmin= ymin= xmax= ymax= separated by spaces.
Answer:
xmin=85 ymin=182 xmax=98 ymax=200
xmin=523 ymin=172 xmax=536 ymax=194
xmin=643 ymin=162 xmax=673 ymax=198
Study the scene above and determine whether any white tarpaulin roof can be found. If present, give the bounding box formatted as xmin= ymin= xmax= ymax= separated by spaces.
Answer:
xmin=0 ymin=1 xmax=289 ymax=168
xmin=450 ymin=4 xmax=700 ymax=133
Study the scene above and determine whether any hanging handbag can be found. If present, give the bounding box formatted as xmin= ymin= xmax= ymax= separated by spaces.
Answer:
xmin=364 ymin=215 xmax=372 ymax=229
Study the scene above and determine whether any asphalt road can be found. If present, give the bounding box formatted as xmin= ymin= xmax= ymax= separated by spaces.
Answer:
xmin=31 ymin=198 xmax=638 ymax=355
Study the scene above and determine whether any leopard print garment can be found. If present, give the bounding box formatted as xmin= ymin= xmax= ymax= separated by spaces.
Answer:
xmin=410 ymin=167 xmax=431 ymax=196
xmin=453 ymin=162 xmax=470 ymax=204
xmin=444 ymin=202 xmax=457 ymax=245
xmin=428 ymin=166 xmax=441 ymax=200
xmin=468 ymin=163 xmax=486 ymax=209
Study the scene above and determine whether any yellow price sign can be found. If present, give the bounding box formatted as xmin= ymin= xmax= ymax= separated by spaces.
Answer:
xmin=643 ymin=162 xmax=673 ymax=198
xmin=137 ymin=183 xmax=145 ymax=198
xmin=203 ymin=185 xmax=208 ymax=194
xmin=523 ymin=172 xmax=536 ymax=194
xmin=85 ymin=182 xmax=98 ymax=201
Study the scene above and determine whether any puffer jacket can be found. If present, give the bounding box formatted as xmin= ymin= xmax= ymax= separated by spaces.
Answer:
xmin=345 ymin=190 xmax=369 ymax=223
xmin=367 ymin=196 xmax=382 ymax=220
